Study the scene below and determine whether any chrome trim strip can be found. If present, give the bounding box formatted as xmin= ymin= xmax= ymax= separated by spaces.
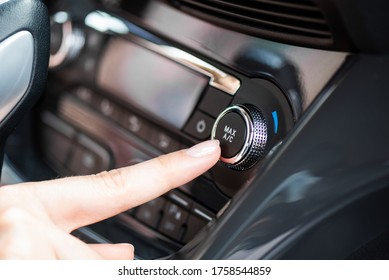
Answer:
xmin=0 ymin=31 xmax=34 ymax=123
xmin=169 ymin=193 xmax=189 ymax=207
xmin=85 ymin=11 xmax=241 ymax=95
xmin=193 ymin=208 xmax=212 ymax=222
xmin=211 ymin=105 xmax=254 ymax=165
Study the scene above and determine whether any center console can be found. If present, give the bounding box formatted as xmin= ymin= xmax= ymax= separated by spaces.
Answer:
xmin=4 ymin=0 xmax=348 ymax=259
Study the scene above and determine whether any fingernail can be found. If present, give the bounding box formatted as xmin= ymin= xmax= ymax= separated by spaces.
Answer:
xmin=118 ymin=243 xmax=135 ymax=252
xmin=186 ymin=140 xmax=220 ymax=158
xmin=119 ymin=243 xmax=135 ymax=260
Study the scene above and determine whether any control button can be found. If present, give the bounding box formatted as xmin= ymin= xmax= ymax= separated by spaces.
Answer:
xmin=158 ymin=202 xmax=189 ymax=241
xmin=214 ymin=111 xmax=247 ymax=158
xmin=40 ymin=112 xmax=77 ymax=171
xmin=41 ymin=125 xmax=73 ymax=166
xmin=74 ymin=87 xmax=93 ymax=104
xmin=192 ymin=203 xmax=214 ymax=222
xmin=121 ymin=112 xmax=150 ymax=139
xmin=126 ymin=115 xmax=142 ymax=133
xmin=100 ymin=99 xmax=114 ymax=116
xmin=67 ymin=135 xmax=111 ymax=175
xmin=40 ymin=111 xmax=76 ymax=139
xmin=167 ymin=191 xmax=192 ymax=209
xmin=182 ymin=214 xmax=208 ymax=243
xmin=180 ymin=179 xmax=229 ymax=213
xmin=150 ymin=129 xmax=180 ymax=153
xmin=184 ymin=111 xmax=215 ymax=140
xmin=68 ymin=147 xmax=100 ymax=175
xmin=92 ymin=95 xmax=121 ymax=121
xmin=135 ymin=197 xmax=166 ymax=228
xmin=199 ymin=87 xmax=232 ymax=118
xmin=197 ymin=120 xmax=206 ymax=134
xmin=182 ymin=202 xmax=214 ymax=243
xmin=212 ymin=104 xmax=268 ymax=171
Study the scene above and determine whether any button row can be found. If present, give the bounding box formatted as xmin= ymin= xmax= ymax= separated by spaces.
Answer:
xmin=40 ymin=112 xmax=112 ymax=176
xmin=74 ymin=86 xmax=233 ymax=144
xmin=130 ymin=190 xmax=214 ymax=244
xmin=73 ymin=87 xmax=181 ymax=154
xmin=184 ymin=87 xmax=232 ymax=140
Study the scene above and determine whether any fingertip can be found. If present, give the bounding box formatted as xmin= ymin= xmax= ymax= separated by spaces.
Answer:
xmin=117 ymin=243 xmax=135 ymax=260
xmin=186 ymin=140 xmax=221 ymax=159
xmin=117 ymin=243 xmax=134 ymax=250
xmin=90 ymin=243 xmax=135 ymax=260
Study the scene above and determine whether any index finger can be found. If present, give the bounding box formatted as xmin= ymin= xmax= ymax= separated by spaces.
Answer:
xmin=20 ymin=140 xmax=220 ymax=231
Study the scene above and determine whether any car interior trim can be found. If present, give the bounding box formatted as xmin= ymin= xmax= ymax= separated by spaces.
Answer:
xmin=0 ymin=31 xmax=34 ymax=123
xmin=85 ymin=10 xmax=241 ymax=96
xmin=212 ymin=105 xmax=253 ymax=165
xmin=5 ymin=0 xmax=388 ymax=260
xmin=136 ymin=0 xmax=349 ymax=112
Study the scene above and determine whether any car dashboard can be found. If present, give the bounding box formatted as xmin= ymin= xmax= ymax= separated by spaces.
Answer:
xmin=3 ymin=0 xmax=389 ymax=259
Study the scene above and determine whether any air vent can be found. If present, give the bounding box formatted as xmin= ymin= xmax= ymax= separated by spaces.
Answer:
xmin=171 ymin=0 xmax=334 ymax=47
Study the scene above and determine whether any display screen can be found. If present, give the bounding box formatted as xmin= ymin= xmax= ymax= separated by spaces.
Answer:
xmin=98 ymin=38 xmax=208 ymax=129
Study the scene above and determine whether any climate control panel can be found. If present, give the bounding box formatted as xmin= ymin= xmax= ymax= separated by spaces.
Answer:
xmin=39 ymin=2 xmax=295 ymax=258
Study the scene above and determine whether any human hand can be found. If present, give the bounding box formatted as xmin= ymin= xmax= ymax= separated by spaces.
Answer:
xmin=0 ymin=140 xmax=220 ymax=259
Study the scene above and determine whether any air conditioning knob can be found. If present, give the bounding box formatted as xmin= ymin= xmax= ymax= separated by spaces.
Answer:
xmin=211 ymin=104 xmax=268 ymax=171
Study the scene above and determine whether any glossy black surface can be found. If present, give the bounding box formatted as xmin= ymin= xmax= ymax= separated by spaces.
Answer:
xmin=168 ymin=0 xmax=389 ymax=53
xmin=116 ymin=0 xmax=347 ymax=117
xmin=175 ymin=54 xmax=389 ymax=259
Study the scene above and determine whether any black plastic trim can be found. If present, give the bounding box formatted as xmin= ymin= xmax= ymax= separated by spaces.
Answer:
xmin=173 ymin=53 xmax=389 ymax=259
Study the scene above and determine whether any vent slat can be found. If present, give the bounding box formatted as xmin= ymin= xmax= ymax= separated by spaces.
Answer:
xmin=204 ymin=0 xmax=320 ymax=13
xmin=255 ymin=0 xmax=319 ymax=11
xmin=186 ymin=0 xmax=328 ymax=27
xmin=172 ymin=0 xmax=333 ymax=42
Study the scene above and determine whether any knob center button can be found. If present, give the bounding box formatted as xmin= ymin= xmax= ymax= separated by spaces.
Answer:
xmin=215 ymin=112 xmax=247 ymax=158
xmin=212 ymin=104 xmax=268 ymax=171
